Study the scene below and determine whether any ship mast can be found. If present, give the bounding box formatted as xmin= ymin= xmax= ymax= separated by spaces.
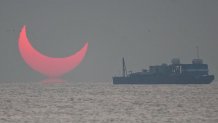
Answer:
xmin=122 ymin=57 xmax=127 ymax=77
xmin=196 ymin=46 xmax=200 ymax=59
xmin=192 ymin=46 xmax=203 ymax=64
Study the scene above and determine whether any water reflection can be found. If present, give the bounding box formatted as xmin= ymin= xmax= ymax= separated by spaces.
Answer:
xmin=40 ymin=78 xmax=66 ymax=84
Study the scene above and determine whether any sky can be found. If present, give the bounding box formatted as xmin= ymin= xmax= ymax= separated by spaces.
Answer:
xmin=0 ymin=0 xmax=218 ymax=83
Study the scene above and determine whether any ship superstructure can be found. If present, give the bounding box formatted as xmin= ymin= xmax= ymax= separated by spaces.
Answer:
xmin=113 ymin=48 xmax=214 ymax=84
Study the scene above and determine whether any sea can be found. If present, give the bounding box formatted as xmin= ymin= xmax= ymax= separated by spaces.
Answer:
xmin=0 ymin=81 xmax=218 ymax=123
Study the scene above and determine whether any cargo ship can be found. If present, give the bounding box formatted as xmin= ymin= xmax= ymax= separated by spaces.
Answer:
xmin=113 ymin=49 xmax=214 ymax=84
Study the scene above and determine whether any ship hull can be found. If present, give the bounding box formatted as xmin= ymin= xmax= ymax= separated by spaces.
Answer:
xmin=113 ymin=75 xmax=214 ymax=84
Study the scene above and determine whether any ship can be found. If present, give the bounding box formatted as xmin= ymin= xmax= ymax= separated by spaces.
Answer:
xmin=113 ymin=48 xmax=214 ymax=84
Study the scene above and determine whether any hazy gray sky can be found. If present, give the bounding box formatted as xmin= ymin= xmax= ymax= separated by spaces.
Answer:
xmin=0 ymin=0 xmax=218 ymax=82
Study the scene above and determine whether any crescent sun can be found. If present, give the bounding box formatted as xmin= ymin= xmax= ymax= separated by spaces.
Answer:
xmin=18 ymin=25 xmax=88 ymax=77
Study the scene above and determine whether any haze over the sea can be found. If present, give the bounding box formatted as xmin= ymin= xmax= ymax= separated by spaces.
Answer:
xmin=0 ymin=0 xmax=217 ymax=82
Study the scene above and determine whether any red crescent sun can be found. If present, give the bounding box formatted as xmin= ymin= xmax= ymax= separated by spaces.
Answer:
xmin=18 ymin=25 xmax=88 ymax=78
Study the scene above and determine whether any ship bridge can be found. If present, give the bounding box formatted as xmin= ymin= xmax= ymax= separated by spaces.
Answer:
xmin=171 ymin=58 xmax=209 ymax=76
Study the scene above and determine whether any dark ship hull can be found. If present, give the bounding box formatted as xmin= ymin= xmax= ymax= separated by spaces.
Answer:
xmin=113 ymin=57 xmax=215 ymax=84
xmin=113 ymin=75 xmax=214 ymax=84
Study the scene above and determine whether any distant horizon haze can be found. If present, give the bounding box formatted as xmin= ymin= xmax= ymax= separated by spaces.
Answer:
xmin=0 ymin=0 xmax=217 ymax=82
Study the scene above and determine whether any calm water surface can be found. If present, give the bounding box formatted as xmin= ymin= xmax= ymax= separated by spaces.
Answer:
xmin=0 ymin=81 xmax=218 ymax=123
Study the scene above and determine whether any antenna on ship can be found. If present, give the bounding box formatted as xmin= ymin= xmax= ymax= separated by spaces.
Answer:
xmin=192 ymin=46 xmax=203 ymax=64
xmin=122 ymin=57 xmax=127 ymax=77
xmin=196 ymin=46 xmax=200 ymax=59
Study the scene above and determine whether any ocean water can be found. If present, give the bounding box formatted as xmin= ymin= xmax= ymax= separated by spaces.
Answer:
xmin=0 ymin=82 xmax=218 ymax=123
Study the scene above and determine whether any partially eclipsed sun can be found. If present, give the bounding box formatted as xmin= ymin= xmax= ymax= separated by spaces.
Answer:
xmin=18 ymin=25 xmax=88 ymax=77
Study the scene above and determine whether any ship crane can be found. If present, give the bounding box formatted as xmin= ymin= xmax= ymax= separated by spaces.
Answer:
xmin=122 ymin=57 xmax=127 ymax=77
